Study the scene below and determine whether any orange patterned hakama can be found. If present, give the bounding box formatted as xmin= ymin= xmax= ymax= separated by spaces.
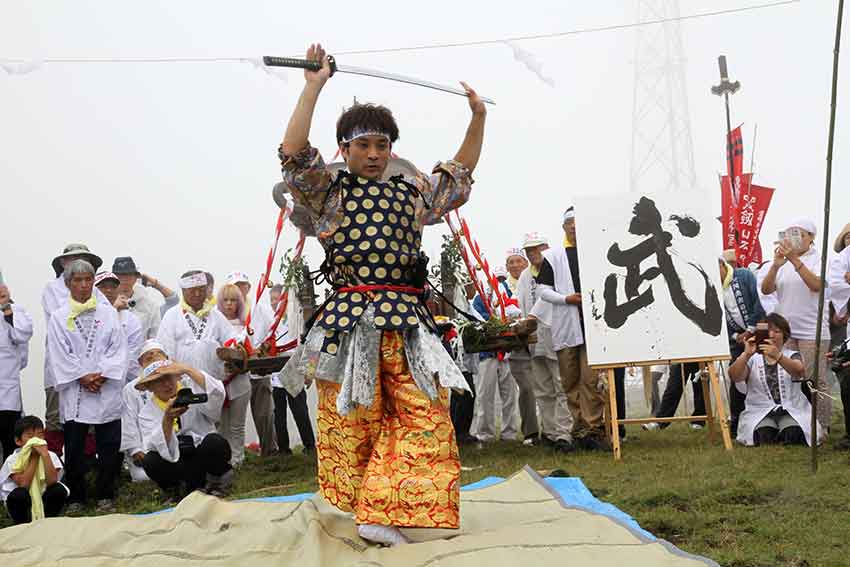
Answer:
xmin=316 ymin=331 xmax=461 ymax=528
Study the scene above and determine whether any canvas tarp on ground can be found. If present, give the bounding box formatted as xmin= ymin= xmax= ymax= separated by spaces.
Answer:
xmin=0 ymin=467 xmax=717 ymax=566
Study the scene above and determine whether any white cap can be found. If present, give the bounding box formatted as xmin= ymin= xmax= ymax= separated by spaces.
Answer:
xmin=562 ymin=206 xmax=575 ymax=223
xmin=787 ymin=218 xmax=817 ymax=236
xmin=505 ymin=247 xmax=526 ymax=261
xmin=493 ymin=266 xmax=508 ymax=278
xmin=225 ymin=271 xmax=250 ymax=285
xmin=522 ymin=231 xmax=549 ymax=249
xmin=139 ymin=339 xmax=167 ymax=359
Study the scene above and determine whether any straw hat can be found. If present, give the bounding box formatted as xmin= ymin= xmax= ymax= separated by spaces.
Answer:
xmin=834 ymin=222 xmax=850 ymax=253
xmin=52 ymin=243 xmax=103 ymax=278
xmin=134 ymin=360 xmax=180 ymax=391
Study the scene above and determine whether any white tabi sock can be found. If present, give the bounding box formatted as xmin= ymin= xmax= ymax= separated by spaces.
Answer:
xmin=357 ymin=523 xmax=410 ymax=546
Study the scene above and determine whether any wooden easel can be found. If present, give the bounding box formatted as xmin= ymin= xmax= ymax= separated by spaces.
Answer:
xmin=596 ymin=356 xmax=734 ymax=460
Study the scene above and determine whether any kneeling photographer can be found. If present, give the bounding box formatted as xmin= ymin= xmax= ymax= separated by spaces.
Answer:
xmin=729 ymin=314 xmax=826 ymax=447
xmin=135 ymin=360 xmax=232 ymax=500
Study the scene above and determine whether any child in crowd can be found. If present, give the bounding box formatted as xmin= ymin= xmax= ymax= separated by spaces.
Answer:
xmin=0 ymin=416 xmax=68 ymax=524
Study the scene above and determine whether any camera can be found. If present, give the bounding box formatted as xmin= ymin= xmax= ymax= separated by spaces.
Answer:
xmin=128 ymin=299 xmax=137 ymax=308
xmin=830 ymin=341 xmax=850 ymax=373
xmin=172 ymin=387 xmax=208 ymax=408
xmin=754 ymin=322 xmax=770 ymax=348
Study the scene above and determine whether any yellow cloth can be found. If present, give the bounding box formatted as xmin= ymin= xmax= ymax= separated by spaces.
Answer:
xmin=721 ymin=261 xmax=734 ymax=289
xmin=530 ymin=265 xmax=540 ymax=277
xmin=180 ymin=297 xmax=215 ymax=319
xmin=153 ymin=395 xmax=180 ymax=433
xmin=66 ymin=296 xmax=97 ymax=331
xmin=564 ymin=235 xmax=574 ymax=248
xmin=11 ymin=437 xmax=48 ymax=521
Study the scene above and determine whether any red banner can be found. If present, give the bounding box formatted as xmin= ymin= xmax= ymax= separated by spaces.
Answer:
xmin=721 ymin=174 xmax=773 ymax=267
xmin=727 ymin=125 xmax=744 ymax=182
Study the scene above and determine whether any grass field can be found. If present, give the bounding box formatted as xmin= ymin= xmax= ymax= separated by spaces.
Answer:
xmin=4 ymin=421 xmax=848 ymax=566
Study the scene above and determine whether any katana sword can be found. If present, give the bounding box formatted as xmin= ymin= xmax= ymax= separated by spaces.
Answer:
xmin=263 ymin=55 xmax=496 ymax=105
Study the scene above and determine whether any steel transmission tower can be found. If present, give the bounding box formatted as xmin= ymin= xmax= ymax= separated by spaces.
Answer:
xmin=629 ymin=0 xmax=697 ymax=193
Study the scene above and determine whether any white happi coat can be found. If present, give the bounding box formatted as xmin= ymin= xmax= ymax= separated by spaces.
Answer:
xmin=829 ymin=246 xmax=850 ymax=320
xmin=47 ymin=300 xmax=128 ymax=424
xmin=120 ymin=375 xmax=149 ymax=458
xmin=128 ymin=284 xmax=163 ymax=340
xmin=157 ymin=305 xmax=238 ymax=396
xmin=736 ymin=348 xmax=825 ymax=447
xmin=140 ymin=373 xmax=225 ymax=462
xmin=120 ymin=309 xmax=144 ymax=382
xmin=530 ymin=247 xmax=584 ymax=351
xmin=0 ymin=305 xmax=34 ymax=412
xmin=515 ymin=267 xmax=557 ymax=361
xmin=41 ymin=277 xmax=108 ymax=389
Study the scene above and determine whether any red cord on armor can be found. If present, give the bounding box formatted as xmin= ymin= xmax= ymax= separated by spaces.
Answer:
xmin=336 ymin=284 xmax=424 ymax=295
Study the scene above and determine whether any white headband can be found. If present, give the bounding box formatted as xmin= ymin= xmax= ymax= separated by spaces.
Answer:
xmin=142 ymin=359 xmax=172 ymax=379
xmin=340 ymin=127 xmax=391 ymax=145
xmin=562 ymin=207 xmax=575 ymax=223
xmin=180 ymin=273 xmax=208 ymax=289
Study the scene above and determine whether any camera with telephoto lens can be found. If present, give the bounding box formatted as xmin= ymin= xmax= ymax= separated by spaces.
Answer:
xmin=830 ymin=341 xmax=850 ymax=373
xmin=128 ymin=299 xmax=137 ymax=308
xmin=172 ymin=387 xmax=208 ymax=408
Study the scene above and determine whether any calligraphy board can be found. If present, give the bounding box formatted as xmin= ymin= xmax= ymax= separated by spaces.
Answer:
xmin=574 ymin=191 xmax=730 ymax=367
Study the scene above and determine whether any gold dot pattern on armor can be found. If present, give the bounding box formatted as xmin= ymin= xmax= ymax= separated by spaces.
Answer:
xmin=354 ymin=183 xmax=366 ymax=193
xmin=363 ymin=199 xmax=375 ymax=210
xmin=390 ymin=241 xmax=400 ymax=251
xmin=350 ymin=228 xmax=362 ymax=240
xmin=402 ymin=244 xmax=410 ymax=254
xmin=352 ymin=254 xmax=363 ymax=263
xmin=365 ymin=226 xmax=378 ymax=237
xmin=404 ymin=204 xmax=414 ymax=216
xmin=356 ymin=213 xmax=367 ymax=224
xmin=375 ymin=238 xmax=387 ymax=250
xmin=341 ymin=217 xmax=351 ymax=227
xmin=384 ymin=253 xmax=397 ymax=265
xmin=373 ymin=212 xmax=385 ymax=223
xmin=396 ymin=192 xmax=406 ymax=202
xmin=390 ymin=315 xmax=403 ymax=326
xmin=400 ymin=217 xmax=410 ymax=228
xmin=368 ymin=253 xmax=380 ymax=264
xmin=378 ymin=199 xmax=389 ymax=210
xmin=388 ymin=213 xmax=398 ymax=224
xmin=395 ymin=228 xmax=404 ymax=239
xmin=326 ymin=342 xmax=338 ymax=355
xmin=341 ymin=177 xmax=351 ymax=185
xmin=325 ymin=329 xmax=335 ymax=338
xmin=359 ymin=241 xmax=370 ymax=251
xmin=381 ymin=303 xmax=392 ymax=313
xmin=400 ymin=255 xmax=410 ymax=266
xmin=326 ymin=301 xmax=336 ymax=311
xmin=358 ymin=266 xmax=371 ymax=278
xmin=383 ymin=187 xmax=394 ymax=197
xmin=382 ymin=226 xmax=392 ymax=236
xmin=334 ymin=232 xmax=345 ymax=244
xmin=392 ymin=268 xmax=402 ymax=280
xmin=407 ymin=315 xmax=419 ymax=326
xmin=352 ymin=305 xmax=364 ymax=316
xmin=393 ymin=202 xmax=402 ymax=212
xmin=398 ymin=303 xmax=409 ymax=313
xmin=338 ymin=302 xmax=349 ymax=312
xmin=338 ymin=316 xmax=350 ymax=328
xmin=406 ymin=233 xmax=415 ymax=243
xmin=375 ymin=267 xmax=387 ymax=279
xmin=368 ymin=186 xmax=381 ymax=196
xmin=375 ymin=315 xmax=387 ymax=326
xmin=343 ymin=244 xmax=355 ymax=253
xmin=346 ymin=200 xmax=357 ymax=211
xmin=325 ymin=314 xmax=337 ymax=325
xmin=387 ymin=291 xmax=398 ymax=300
xmin=351 ymin=293 xmax=363 ymax=303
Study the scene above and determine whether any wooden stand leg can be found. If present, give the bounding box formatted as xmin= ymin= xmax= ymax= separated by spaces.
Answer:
xmin=700 ymin=363 xmax=716 ymax=444
xmin=607 ymin=368 xmax=621 ymax=460
xmin=707 ymin=362 xmax=733 ymax=450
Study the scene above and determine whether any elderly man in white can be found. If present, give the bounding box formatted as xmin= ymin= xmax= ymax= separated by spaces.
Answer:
xmin=135 ymin=356 xmax=230 ymax=500
xmin=47 ymin=259 xmax=128 ymax=513
xmin=0 ymin=273 xmax=34 ymax=461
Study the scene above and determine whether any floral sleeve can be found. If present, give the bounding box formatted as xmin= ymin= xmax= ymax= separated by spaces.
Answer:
xmin=413 ymin=160 xmax=474 ymax=226
xmin=278 ymin=143 xmax=334 ymax=222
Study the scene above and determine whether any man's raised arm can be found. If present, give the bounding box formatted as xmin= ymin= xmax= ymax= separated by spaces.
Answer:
xmin=281 ymin=43 xmax=333 ymax=157
xmin=452 ymin=81 xmax=487 ymax=175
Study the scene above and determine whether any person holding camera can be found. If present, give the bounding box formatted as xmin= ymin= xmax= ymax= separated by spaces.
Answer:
xmin=760 ymin=219 xmax=832 ymax=432
xmin=112 ymin=257 xmax=174 ymax=341
xmin=95 ymin=272 xmax=144 ymax=382
xmin=135 ymin=358 xmax=231 ymax=500
xmin=728 ymin=313 xmax=824 ymax=446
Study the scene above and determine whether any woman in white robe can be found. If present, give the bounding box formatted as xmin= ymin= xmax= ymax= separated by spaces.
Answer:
xmin=0 ymin=287 xmax=33 ymax=460
xmin=729 ymin=313 xmax=825 ymax=447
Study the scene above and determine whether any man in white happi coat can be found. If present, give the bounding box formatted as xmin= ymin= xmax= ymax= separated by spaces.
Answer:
xmin=47 ymin=259 xmax=128 ymax=512
xmin=41 ymin=243 xmax=107 ymax=455
xmin=112 ymin=256 xmax=172 ymax=340
xmin=120 ymin=340 xmax=168 ymax=483
xmin=95 ymin=271 xmax=144 ymax=382
xmin=0 ymin=273 xmax=34 ymax=460
xmin=512 ymin=233 xmax=574 ymax=451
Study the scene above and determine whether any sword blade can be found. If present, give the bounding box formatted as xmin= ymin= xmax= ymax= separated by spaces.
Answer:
xmin=335 ymin=64 xmax=496 ymax=105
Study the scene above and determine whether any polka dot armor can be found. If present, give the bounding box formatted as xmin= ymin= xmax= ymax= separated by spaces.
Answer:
xmin=316 ymin=173 xmax=426 ymax=347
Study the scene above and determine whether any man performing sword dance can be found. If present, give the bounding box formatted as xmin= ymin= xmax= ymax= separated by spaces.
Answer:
xmin=277 ymin=43 xmax=486 ymax=546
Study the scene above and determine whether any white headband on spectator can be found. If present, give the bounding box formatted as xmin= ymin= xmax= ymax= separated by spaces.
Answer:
xmin=139 ymin=339 xmax=166 ymax=359
xmin=142 ymin=359 xmax=172 ymax=379
xmin=505 ymin=248 xmax=526 ymax=260
xmin=340 ymin=128 xmax=391 ymax=144
xmin=562 ymin=207 xmax=575 ymax=223
xmin=225 ymin=271 xmax=250 ymax=285
xmin=180 ymin=273 xmax=208 ymax=289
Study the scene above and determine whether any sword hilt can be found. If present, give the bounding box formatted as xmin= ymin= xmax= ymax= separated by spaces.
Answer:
xmin=262 ymin=55 xmax=337 ymax=76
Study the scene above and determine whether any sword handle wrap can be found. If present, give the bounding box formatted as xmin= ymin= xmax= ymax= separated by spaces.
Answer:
xmin=262 ymin=55 xmax=337 ymax=76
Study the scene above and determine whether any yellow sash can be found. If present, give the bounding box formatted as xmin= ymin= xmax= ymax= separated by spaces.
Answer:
xmin=12 ymin=437 xmax=48 ymax=520
xmin=67 ymin=296 xmax=97 ymax=330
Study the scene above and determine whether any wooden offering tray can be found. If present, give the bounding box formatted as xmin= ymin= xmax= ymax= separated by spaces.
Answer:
xmin=461 ymin=317 xmax=538 ymax=354
xmin=216 ymin=345 xmax=293 ymax=376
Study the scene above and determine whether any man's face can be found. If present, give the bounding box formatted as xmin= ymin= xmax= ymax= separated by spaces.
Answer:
xmin=182 ymin=285 xmax=207 ymax=311
xmin=69 ymin=272 xmax=94 ymax=302
xmin=506 ymin=255 xmax=528 ymax=279
xmin=341 ymin=135 xmax=390 ymax=180
xmin=138 ymin=349 xmax=167 ymax=369
xmin=235 ymin=282 xmax=251 ymax=299
xmin=563 ymin=218 xmax=577 ymax=244
xmin=17 ymin=427 xmax=45 ymax=446
xmin=270 ymin=290 xmax=282 ymax=310
xmin=0 ymin=285 xmax=10 ymax=306
xmin=149 ymin=374 xmax=180 ymax=402
xmin=97 ymin=280 xmax=120 ymax=305
xmin=524 ymin=244 xmax=549 ymax=269
xmin=117 ymin=273 xmax=138 ymax=296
